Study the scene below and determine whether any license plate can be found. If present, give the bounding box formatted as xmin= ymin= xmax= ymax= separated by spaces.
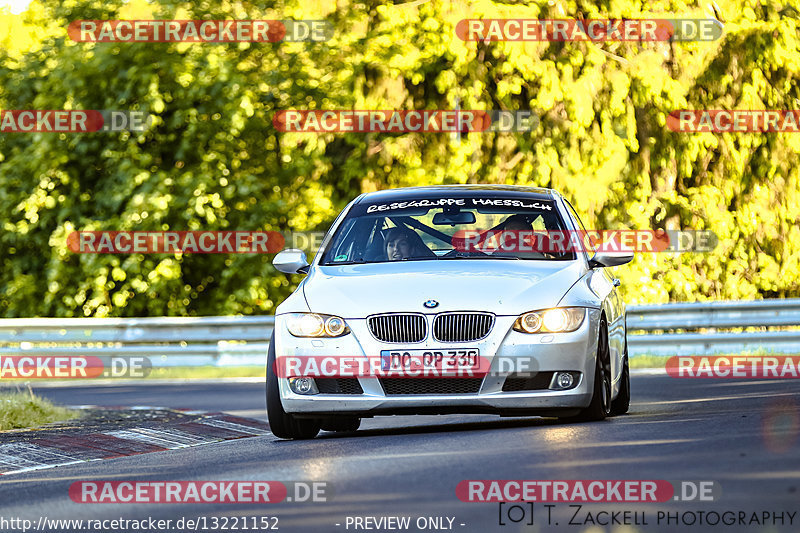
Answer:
xmin=380 ymin=349 xmax=480 ymax=371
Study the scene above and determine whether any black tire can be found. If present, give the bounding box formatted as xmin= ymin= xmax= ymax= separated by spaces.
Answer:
xmin=611 ymin=345 xmax=630 ymax=415
xmin=566 ymin=318 xmax=612 ymax=422
xmin=320 ymin=417 xmax=361 ymax=432
xmin=266 ymin=337 xmax=321 ymax=440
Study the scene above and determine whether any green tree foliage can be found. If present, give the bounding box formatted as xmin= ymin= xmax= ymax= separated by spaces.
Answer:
xmin=0 ymin=0 xmax=797 ymax=317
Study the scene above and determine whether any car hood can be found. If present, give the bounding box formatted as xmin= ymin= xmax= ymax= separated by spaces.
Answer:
xmin=301 ymin=260 xmax=588 ymax=317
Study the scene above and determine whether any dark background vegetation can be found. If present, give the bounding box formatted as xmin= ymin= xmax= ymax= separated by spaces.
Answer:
xmin=0 ymin=0 xmax=797 ymax=317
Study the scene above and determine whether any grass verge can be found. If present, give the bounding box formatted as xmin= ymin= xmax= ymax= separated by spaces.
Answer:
xmin=145 ymin=366 xmax=264 ymax=379
xmin=0 ymin=388 xmax=80 ymax=431
xmin=629 ymin=355 xmax=670 ymax=369
xmin=629 ymin=353 xmax=800 ymax=370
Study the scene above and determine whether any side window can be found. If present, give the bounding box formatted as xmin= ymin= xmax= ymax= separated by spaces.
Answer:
xmin=564 ymin=200 xmax=596 ymax=254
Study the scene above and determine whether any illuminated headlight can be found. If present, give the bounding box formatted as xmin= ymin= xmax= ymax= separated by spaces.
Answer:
xmin=285 ymin=313 xmax=350 ymax=338
xmin=513 ymin=308 xmax=585 ymax=334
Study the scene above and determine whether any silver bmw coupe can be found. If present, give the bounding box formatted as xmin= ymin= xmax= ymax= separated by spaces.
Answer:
xmin=267 ymin=185 xmax=632 ymax=439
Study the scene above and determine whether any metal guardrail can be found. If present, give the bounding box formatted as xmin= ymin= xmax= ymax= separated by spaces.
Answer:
xmin=0 ymin=299 xmax=797 ymax=365
xmin=0 ymin=316 xmax=275 ymax=367
xmin=626 ymin=298 xmax=800 ymax=356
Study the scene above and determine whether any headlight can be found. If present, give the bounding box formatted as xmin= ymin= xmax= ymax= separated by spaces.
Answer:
xmin=285 ymin=313 xmax=350 ymax=337
xmin=513 ymin=308 xmax=585 ymax=333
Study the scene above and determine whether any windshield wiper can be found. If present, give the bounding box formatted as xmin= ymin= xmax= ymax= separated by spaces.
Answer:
xmin=323 ymin=257 xmax=436 ymax=265
xmin=321 ymin=260 xmax=366 ymax=266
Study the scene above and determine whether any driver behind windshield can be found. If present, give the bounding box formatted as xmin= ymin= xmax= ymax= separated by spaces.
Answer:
xmin=384 ymin=227 xmax=433 ymax=261
xmin=502 ymin=214 xmax=532 ymax=233
xmin=486 ymin=214 xmax=532 ymax=253
xmin=493 ymin=214 xmax=556 ymax=257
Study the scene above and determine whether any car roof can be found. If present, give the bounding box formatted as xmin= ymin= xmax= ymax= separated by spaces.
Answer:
xmin=355 ymin=184 xmax=558 ymax=204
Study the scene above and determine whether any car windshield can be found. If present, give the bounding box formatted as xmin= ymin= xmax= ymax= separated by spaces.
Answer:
xmin=319 ymin=196 xmax=576 ymax=265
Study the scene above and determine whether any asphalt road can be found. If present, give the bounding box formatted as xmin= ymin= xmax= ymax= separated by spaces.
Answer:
xmin=0 ymin=375 xmax=798 ymax=532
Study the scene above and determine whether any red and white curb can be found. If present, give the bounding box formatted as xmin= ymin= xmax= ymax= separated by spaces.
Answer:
xmin=0 ymin=409 xmax=269 ymax=476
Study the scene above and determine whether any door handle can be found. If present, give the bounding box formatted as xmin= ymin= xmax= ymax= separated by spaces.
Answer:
xmin=612 ymin=278 xmax=621 ymax=287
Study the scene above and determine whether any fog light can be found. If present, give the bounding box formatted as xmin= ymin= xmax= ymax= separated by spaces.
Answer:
xmin=289 ymin=377 xmax=317 ymax=395
xmin=552 ymin=372 xmax=575 ymax=389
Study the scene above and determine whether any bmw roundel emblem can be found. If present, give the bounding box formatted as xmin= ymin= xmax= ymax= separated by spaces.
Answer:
xmin=424 ymin=300 xmax=439 ymax=309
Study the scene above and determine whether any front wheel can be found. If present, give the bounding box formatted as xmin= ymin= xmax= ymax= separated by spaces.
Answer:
xmin=565 ymin=318 xmax=612 ymax=422
xmin=611 ymin=344 xmax=630 ymax=415
xmin=266 ymin=337 xmax=321 ymax=440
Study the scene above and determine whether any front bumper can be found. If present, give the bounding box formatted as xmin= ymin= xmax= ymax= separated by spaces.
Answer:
xmin=274 ymin=309 xmax=601 ymax=417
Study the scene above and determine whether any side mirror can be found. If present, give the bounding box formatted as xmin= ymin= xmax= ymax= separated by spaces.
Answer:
xmin=273 ymin=249 xmax=310 ymax=274
xmin=588 ymin=251 xmax=634 ymax=268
